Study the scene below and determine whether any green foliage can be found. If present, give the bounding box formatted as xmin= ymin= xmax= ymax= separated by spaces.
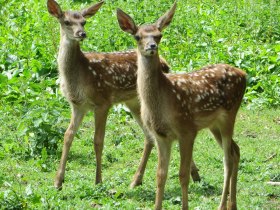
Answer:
xmin=0 ymin=0 xmax=280 ymax=209
xmin=0 ymin=71 xmax=68 ymax=159
xmin=0 ymin=109 xmax=279 ymax=209
xmin=1 ymin=0 xmax=280 ymax=111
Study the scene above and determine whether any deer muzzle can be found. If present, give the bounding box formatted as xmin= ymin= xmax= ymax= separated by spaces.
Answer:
xmin=144 ymin=42 xmax=158 ymax=55
xmin=77 ymin=31 xmax=87 ymax=38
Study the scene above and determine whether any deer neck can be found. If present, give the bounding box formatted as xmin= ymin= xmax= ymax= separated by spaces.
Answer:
xmin=137 ymin=50 xmax=165 ymax=122
xmin=58 ymin=29 xmax=84 ymax=77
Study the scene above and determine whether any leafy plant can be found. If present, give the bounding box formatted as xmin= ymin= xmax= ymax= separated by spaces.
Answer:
xmin=0 ymin=0 xmax=280 ymax=209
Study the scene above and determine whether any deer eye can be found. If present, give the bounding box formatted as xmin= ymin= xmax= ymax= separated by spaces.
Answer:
xmin=64 ymin=20 xmax=71 ymax=26
xmin=154 ymin=34 xmax=162 ymax=40
xmin=134 ymin=35 xmax=141 ymax=41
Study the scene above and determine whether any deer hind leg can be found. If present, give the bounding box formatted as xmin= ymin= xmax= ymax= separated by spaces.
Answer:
xmin=228 ymin=140 xmax=240 ymax=210
xmin=190 ymin=158 xmax=201 ymax=182
xmin=211 ymin=121 xmax=239 ymax=210
xmin=179 ymin=132 xmax=196 ymax=210
xmin=93 ymin=105 xmax=110 ymax=184
xmin=54 ymin=105 xmax=86 ymax=189
xmin=155 ymin=139 xmax=172 ymax=210
xmin=131 ymin=131 xmax=200 ymax=188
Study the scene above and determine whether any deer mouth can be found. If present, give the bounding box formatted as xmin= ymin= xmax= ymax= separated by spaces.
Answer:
xmin=74 ymin=36 xmax=85 ymax=41
xmin=145 ymin=48 xmax=158 ymax=56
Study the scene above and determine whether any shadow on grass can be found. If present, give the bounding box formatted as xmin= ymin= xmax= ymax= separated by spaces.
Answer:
xmin=189 ymin=179 xmax=221 ymax=197
xmin=125 ymin=178 xmax=221 ymax=204
xmin=54 ymin=176 xmax=222 ymax=209
xmin=126 ymin=186 xmax=156 ymax=202
xmin=67 ymin=151 xmax=95 ymax=166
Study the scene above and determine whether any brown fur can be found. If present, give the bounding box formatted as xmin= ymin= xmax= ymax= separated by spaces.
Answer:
xmin=117 ymin=2 xmax=246 ymax=210
xmin=47 ymin=0 xmax=201 ymax=190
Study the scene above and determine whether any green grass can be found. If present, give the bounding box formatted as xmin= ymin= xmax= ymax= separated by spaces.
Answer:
xmin=1 ymin=0 xmax=280 ymax=106
xmin=1 ymin=0 xmax=280 ymax=209
xmin=1 ymin=108 xmax=279 ymax=209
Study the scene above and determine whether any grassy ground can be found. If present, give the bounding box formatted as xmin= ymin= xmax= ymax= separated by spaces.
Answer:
xmin=1 ymin=0 xmax=280 ymax=209
xmin=1 ymin=107 xmax=279 ymax=209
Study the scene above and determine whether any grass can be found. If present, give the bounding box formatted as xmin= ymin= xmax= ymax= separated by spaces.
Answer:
xmin=1 ymin=0 xmax=280 ymax=106
xmin=1 ymin=108 xmax=279 ymax=209
xmin=1 ymin=0 xmax=280 ymax=209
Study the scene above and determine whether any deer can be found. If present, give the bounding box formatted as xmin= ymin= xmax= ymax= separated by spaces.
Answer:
xmin=46 ymin=0 xmax=201 ymax=190
xmin=117 ymin=2 xmax=246 ymax=210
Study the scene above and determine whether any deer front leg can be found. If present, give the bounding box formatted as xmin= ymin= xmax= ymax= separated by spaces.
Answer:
xmin=54 ymin=105 xmax=86 ymax=189
xmin=131 ymin=133 xmax=200 ymax=187
xmin=179 ymin=133 xmax=196 ymax=210
xmin=93 ymin=105 xmax=109 ymax=184
xmin=155 ymin=139 xmax=172 ymax=210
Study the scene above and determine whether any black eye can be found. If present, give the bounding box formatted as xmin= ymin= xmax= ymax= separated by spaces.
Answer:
xmin=81 ymin=21 xmax=86 ymax=26
xmin=155 ymin=34 xmax=162 ymax=39
xmin=64 ymin=20 xmax=71 ymax=26
xmin=134 ymin=35 xmax=140 ymax=41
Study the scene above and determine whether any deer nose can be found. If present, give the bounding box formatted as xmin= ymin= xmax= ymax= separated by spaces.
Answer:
xmin=150 ymin=43 xmax=157 ymax=49
xmin=78 ymin=31 xmax=86 ymax=38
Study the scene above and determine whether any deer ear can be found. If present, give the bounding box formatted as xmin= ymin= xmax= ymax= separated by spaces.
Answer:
xmin=116 ymin=9 xmax=138 ymax=35
xmin=47 ymin=0 xmax=63 ymax=18
xmin=81 ymin=1 xmax=104 ymax=18
xmin=156 ymin=2 xmax=177 ymax=31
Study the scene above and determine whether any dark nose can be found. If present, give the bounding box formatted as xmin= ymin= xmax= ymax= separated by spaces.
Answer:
xmin=150 ymin=43 xmax=157 ymax=49
xmin=78 ymin=31 xmax=86 ymax=38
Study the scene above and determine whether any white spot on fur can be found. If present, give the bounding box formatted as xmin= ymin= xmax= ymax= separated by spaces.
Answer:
xmin=195 ymin=95 xmax=201 ymax=102
xmin=177 ymin=94 xmax=181 ymax=100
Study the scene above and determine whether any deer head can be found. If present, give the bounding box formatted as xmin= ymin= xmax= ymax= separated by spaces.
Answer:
xmin=116 ymin=2 xmax=177 ymax=56
xmin=47 ymin=0 xmax=104 ymax=41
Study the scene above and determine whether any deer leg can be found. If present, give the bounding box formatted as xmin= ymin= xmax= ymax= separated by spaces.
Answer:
xmin=190 ymin=158 xmax=200 ymax=182
xmin=211 ymin=121 xmax=240 ymax=210
xmin=210 ymin=127 xmax=228 ymax=209
xmin=130 ymin=135 xmax=154 ymax=188
xmin=125 ymin=101 xmax=155 ymax=188
xmin=127 ymin=100 xmax=200 ymax=187
xmin=218 ymin=123 xmax=235 ymax=210
xmin=179 ymin=133 xmax=196 ymax=210
xmin=210 ymin=127 xmax=223 ymax=147
xmin=93 ymin=105 xmax=109 ymax=184
xmin=228 ymin=140 xmax=239 ymax=210
xmin=54 ymin=105 xmax=86 ymax=189
xmin=155 ymin=139 xmax=172 ymax=210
